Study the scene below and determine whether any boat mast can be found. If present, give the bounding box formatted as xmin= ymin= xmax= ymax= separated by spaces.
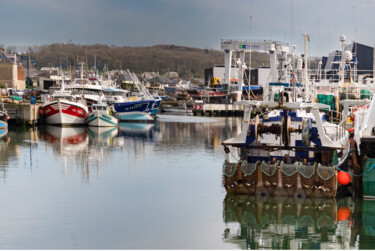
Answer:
xmin=303 ymin=33 xmax=310 ymax=102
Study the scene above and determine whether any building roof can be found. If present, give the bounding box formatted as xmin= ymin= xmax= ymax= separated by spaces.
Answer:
xmin=119 ymin=72 xmax=133 ymax=82
xmin=0 ymin=52 xmax=16 ymax=64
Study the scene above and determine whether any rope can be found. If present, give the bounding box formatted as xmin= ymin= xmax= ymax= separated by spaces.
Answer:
xmin=335 ymin=163 xmax=375 ymax=177
xmin=332 ymin=148 xmax=375 ymax=177
xmin=331 ymin=148 xmax=356 ymax=166
xmin=230 ymin=151 xmax=239 ymax=162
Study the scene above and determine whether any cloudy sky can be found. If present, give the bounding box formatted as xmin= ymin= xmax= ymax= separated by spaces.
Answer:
xmin=1 ymin=0 xmax=374 ymax=56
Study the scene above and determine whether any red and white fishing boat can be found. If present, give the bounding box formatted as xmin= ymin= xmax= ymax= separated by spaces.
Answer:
xmin=40 ymin=90 xmax=88 ymax=125
xmin=40 ymin=76 xmax=88 ymax=125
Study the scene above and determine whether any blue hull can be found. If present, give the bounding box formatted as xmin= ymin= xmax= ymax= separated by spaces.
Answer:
xmin=150 ymin=99 xmax=162 ymax=115
xmin=0 ymin=120 xmax=8 ymax=129
xmin=112 ymin=100 xmax=156 ymax=121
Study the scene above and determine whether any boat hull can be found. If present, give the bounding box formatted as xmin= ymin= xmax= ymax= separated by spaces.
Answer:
xmin=42 ymin=101 xmax=88 ymax=125
xmin=0 ymin=111 xmax=8 ymax=129
xmin=112 ymin=100 xmax=156 ymax=122
xmin=150 ymin=99 xmax=162 ymax=115
xmin=0 ymin=120 xmax=8 ymax=129
xmin=87 ymin=111 xmax=118 ymax=127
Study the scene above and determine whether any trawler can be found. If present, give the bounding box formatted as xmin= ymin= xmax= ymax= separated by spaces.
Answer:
xmin=222 ymin=93 xmax=349 ymax=198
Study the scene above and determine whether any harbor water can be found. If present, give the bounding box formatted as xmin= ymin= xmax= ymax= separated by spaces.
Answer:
xmin=0 ymin=114 xmax=374 ymax=249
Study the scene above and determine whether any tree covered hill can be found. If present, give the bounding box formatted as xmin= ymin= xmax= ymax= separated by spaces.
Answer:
xmin=10 ymin=43 xmax=269 ymax=79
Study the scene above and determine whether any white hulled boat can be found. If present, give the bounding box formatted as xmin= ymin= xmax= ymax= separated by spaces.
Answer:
xmin=40 ymin=75 xmax=88 ymax=125
xmin=87 ymin=102 xmax=118 ymax=127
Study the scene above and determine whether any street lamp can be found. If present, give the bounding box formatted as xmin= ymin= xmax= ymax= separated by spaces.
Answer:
xmin=20 ymin=56 xmax=36 ymax=91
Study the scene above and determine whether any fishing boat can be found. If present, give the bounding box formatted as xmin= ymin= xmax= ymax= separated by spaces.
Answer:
xmin=87 ymin=102 xmax=118 ymax=127
xmin=103 ymin=88 xmax=129 ymax=105
xmin=111 ymin=70 xmax=160 ymax=122
xmin=350 ymin=94 xmax=375 ymax=198
xmin=222 ymin=94 xmax=349 ymax=198
xmin=0 ymin=103 xmax=9 ymax=129
xmin=40 ymin=76 xmax=88 ymax=126
xmin=67 ymin=78 xmax=106 ymax=111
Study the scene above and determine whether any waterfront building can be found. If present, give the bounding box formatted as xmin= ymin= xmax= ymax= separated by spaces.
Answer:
xmin=0 ymin=49 xmax=26 ymax=90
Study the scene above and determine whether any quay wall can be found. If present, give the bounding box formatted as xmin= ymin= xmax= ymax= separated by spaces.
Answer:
xmin=193 ymin=103 xmax=244 ymax=117
xmin=5 ymin=103 xmax=41 ymax=125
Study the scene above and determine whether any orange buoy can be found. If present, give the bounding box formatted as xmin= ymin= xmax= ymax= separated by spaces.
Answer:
xmin=338 ymin=171 xmax=351 ymax=185
xmin=337 ymin=207 xmax=351 ymax=221
xmin=39 ymin=109 xmax=44 ymax=116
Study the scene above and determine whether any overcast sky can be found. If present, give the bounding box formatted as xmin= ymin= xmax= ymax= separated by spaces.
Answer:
xmin=1 ymin=0 xmax=374 ymax=56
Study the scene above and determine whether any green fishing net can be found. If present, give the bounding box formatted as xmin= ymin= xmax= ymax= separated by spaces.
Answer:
xmin=223 ymin=160 xmax=237 ymax=178
xmin=280 ymin=161 xmax=299 ymax=176
xmin=261 ymin=161 xmax=277 ymax=176
xmin=299 ymin=163 xmax=316 ymax=179
xmin=317 ymin=164 xmax=335 ymax=180
xmin=241 ymin=160 xmax=258 ymax=176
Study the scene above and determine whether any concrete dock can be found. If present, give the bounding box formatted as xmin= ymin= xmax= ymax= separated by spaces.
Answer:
xmin=192 ymin=103 xmax=244 ymax=117
xmin=5 ymin=103 xmax=41 ymax=125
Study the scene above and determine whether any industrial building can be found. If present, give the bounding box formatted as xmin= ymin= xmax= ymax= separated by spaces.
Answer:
xmin=204 ymin=65 xmax=270 ymax=87
xmin=321 ymin=42 xmax=373 ymax=81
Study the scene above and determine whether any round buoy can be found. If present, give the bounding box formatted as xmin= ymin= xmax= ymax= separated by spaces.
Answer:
xmin=338 ymin=171 xmax=351 ymax=185
xmin=337 ymin=207 xmax=351 ymax=221
xmin=39 ymin=109 xmax=44 ymax=116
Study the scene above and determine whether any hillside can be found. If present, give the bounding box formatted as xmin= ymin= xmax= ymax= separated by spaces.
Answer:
xmin=9 ymin=44 xmax=269 ymax=79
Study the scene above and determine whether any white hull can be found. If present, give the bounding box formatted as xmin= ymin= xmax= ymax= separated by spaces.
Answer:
xmin=42 ymin=100 xmax=88 ymax=125
xmin=87 ymin=110 xmax=118 ymax=127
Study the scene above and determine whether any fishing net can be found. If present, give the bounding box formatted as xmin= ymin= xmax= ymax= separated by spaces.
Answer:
xmin=222 ymin=160 xmax=238 ymax=191
xmin=314 ymin=164 xmax=337 ymax=198
xmin=261 ymin=161 xmax=279 ymax=196
xmin=299 ymin=163 xmax=316 ymax=179
xmin=261 ymin=161 xmax=277 ymax=176
xmin=317 ymin=94 xmax=335 ymax=111
xmin=241 ymin=160 xmax=258 ymax=176
xmin=223 ymin=160 xmax=237 ymax=177
xmin=317 ymin=164 xmax=335 ymax=180
xmin=242 ymin=161 xmax=259 ymax=191
xmin=280 ymin=162 xmax=299 ymax=196
xmin=298 ymin=163 xmax=316 ymax=197
xmin=280 ymin=162 xmax=299 ymax=176
xmin=361 ymin=89 xmax=373 ymax=100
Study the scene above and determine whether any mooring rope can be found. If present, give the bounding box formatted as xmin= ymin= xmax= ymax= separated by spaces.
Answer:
xmin=332 ymin=148 xmax=375 ymax=177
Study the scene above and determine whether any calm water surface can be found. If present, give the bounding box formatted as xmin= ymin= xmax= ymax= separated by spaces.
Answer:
xmin=0 ymin=114 xmax=374 ymax=249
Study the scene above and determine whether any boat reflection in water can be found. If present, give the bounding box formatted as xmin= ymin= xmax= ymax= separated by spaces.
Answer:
xmin=117 ymin=122 xmax=160 ymax=158
xmin=222 ymin=195 xmax=375 ymax=249
xmin=118 ymin=122 xmax=159 ymax=141
xmin=41 ymin=126 xmax=92 ymax=181
xmin=41 ymin=126 xmax=88 ymax=154
xmin=87 ymin=126 xmax=118 ymax=145
xmin=0 ymin=129 xmax=11 ymax=178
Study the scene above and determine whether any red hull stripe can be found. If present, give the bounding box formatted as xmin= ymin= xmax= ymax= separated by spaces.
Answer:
xmin=42 ymin=103 xmax=87 ymax=119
